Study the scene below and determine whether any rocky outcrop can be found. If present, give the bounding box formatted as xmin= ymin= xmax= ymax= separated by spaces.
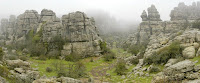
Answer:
xmin=15 ymin=10 xmax=39 ymax=37
xmin=153 ymin=60 xmax=200 ymax=83
xmin=147 ymin=5 xmax=162 ymax=21
xmin=141 ymin=10 xmax=148 ymax=21
xmin=61 ymin=11 xmax=102 ymax=57
xmin=40 ymin=9 xmax=59 ymax=22
xmin=0 ymin=9 xmax=103 ymax=57
xmin=170 ymin=2 xmax=200 ymax=21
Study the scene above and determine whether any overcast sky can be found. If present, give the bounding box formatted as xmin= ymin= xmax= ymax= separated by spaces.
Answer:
xmin=0 ymin=0 xmax=200 ymax=22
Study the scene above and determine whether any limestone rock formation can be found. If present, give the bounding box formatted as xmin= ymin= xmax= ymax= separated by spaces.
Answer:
xmin=40 ymin=9 xmax=59 ymax=22
xmin=147 ymin=5 xmax=162 ymax=21
xmin=153 ymin=60 xmax=200 ymax=82
xmin=15 ymin=10 xmax=39 ymax=37
xmin=141 ymin=10 xmax=148 ymax=21
xmin=170 ymin=2 xmax=200 ymax=21
xmin=61 ymin=11 xmax=102 ymax=57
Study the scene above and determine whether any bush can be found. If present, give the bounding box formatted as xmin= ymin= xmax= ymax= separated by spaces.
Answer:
xmin=0 ymin=65 xmax=10 ymax=77
xmin=144 ymin=41 xmax=183 ymax=64
xmin=0 ymin=47 xmax=3 ymax=61
xmin=47 ymin=50 xmax=60 ymax=59
xmin=56 ymin=61 xmax=87 ymax=78
xmin=128 ymin=44 xmax=146 ymax=55
xmin=46 ymin=67 xmax=53 ymax=72
xmin=149 ymin=66 xmax=161 ymax=73
xmin=38 ymin=55 xmax=47 ymax=61
xmin=29 ymin=44 xmax=46 ymax=57
xmin=130 ymin=58 xmax=139 ymax=65
xmin=192 ymin=18 xmax=200 ymax=29
xmin=8 ymin=55 xmax=18 ymax=60
xmin=99 ymin=41 xmax=110 ymax=54
xmin=65 ymin=53 xmax=81 ymax=62
xmin=115 ymin=59 xmax=127 ymax=75
xmin=19 ymin=56 xmax=28 ymax=61
xmin=103 ymin=52 xmax=116 ymax=61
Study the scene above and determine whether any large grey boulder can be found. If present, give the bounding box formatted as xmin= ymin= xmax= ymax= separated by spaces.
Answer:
xmin=182 ymin=46 xmax=196 ymax=59
xmin=164 ymin=60 xmax=195 ymax=75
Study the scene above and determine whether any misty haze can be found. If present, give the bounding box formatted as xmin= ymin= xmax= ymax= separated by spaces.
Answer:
xmin=1 ymin=0 xmax=200 ymax=83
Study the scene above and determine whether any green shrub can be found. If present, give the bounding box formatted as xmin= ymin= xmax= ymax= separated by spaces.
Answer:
xmin=8 ymin=55 xmax=18 ymax=60
xmin=46 ymin=67 xmax=53 ymax=72
xmin=90 ymin=58 xmax=94 ymax=62
xmin=192 ymin=18 xmax=200 ymax=29
xmin=115 ymin=59 xmax=127 ymax=75
xmin=128 ymin=44 xmax=146 ymax=55
xmin=99 ymin=41 xmax=109 ymax=54
xmin=130 ymin=58 xmax=139 ymax=65
xmin=149 ymin=66 xmax=161 ymax=73
xmin=0 ymin=47 xmax=3 ymax=61
xmin=103 ymin=52 xmax=116 ymax=61
xmin=47 ymin=50 xmax=60 ymax=59
xmin=0 ymin=65 xmax=10 ymax=77
xmin=37 ymin=55 xmax=47 ymax=61
xmin=29 ymin=44 xmax=46 ymax=57
xmin=56 ymin=61 xmax=87 ymax=78
xmin=19 ymin=56 xmax=28 ymax=61
xmin=144 ymin=41 xmax=183 ymax=64
xmin=65 ymin=53 xmax=81 ymax=62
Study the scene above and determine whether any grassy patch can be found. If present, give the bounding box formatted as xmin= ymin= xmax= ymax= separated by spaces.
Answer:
xmin=30 ymin=58 xmax=73 ymax=77
xmin=106 ymin=65 xmax=152 ymax=83
xmin=191 ymin=56 xmax=200 ymax=65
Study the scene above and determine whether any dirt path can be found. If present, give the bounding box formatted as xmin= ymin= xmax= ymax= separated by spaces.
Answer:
xmin=90 ymin=60 xmax=116 ymax=82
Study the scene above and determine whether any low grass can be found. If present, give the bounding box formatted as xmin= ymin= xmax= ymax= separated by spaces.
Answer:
xmin=106 ymin=65 xmax=153 ymax=83
xmin=30 ymin=58 xmax=73 ymax=77
xmin=191 ymin=56 xmax=200 ymax=65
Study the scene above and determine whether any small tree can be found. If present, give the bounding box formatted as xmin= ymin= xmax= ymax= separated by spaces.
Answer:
xmin=115 ymin=59 xmax=127 ymax=75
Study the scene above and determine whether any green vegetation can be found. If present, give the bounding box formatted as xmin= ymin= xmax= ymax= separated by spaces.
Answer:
xmin=65 ymin=53 xmax=82 ymax=62
xmin=103 ymin=52 xmax=116 ymax=61
xmin=192 ymin=18 xmax=200 ymax=29
xmin=144 ymin=41 xmax=183 ymax=64
xmin=115 ymin=59 xmax=127 ymax=75
xmin=128 ymin=44 xmax=146 ymax=55
xmin=0 ymin=47 xmax=4 ymax=61
xmin=46 ymin=67 xmax=53 ymax=72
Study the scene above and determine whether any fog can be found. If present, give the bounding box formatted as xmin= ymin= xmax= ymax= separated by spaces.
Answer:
xmin=0 ymin=0 xmax=199 ymax=32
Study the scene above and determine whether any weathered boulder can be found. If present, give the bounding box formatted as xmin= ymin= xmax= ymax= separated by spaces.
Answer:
xmin=6 ymin=59 xmax=30 ymax=68
xmin=182 ymin=46 xmax=196 ymax=59
xmin=164 ymin=60 xmax=195 ymax=75
xmin=164 ymin=59 xmax=178 ymax=67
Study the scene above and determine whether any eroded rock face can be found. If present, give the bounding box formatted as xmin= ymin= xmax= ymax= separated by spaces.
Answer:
xmin=147 ymin=5 xmax=162 ymax=21
xmin=40 ymin=9 xmax=59 ymax=22
xmin=141 ymin=10 xmax=148 ymax=21
xmin=61 ymin=11 xmax=102 ymax=57
xmin=170 ymin=2 xmax=200 ymax=21
xmin=0 ymin=76 xmax=8 ymax=83
xmin=15 ymin=10 xmax=39 ymax=37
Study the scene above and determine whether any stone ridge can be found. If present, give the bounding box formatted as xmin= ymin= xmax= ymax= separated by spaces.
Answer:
xmin=141 ymin=5 xmax=162 ymax=21
xmin=0 ymin=9 xmax=102 ymax=57
xmin=170 ymin=2 xmax=200 ymax=21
